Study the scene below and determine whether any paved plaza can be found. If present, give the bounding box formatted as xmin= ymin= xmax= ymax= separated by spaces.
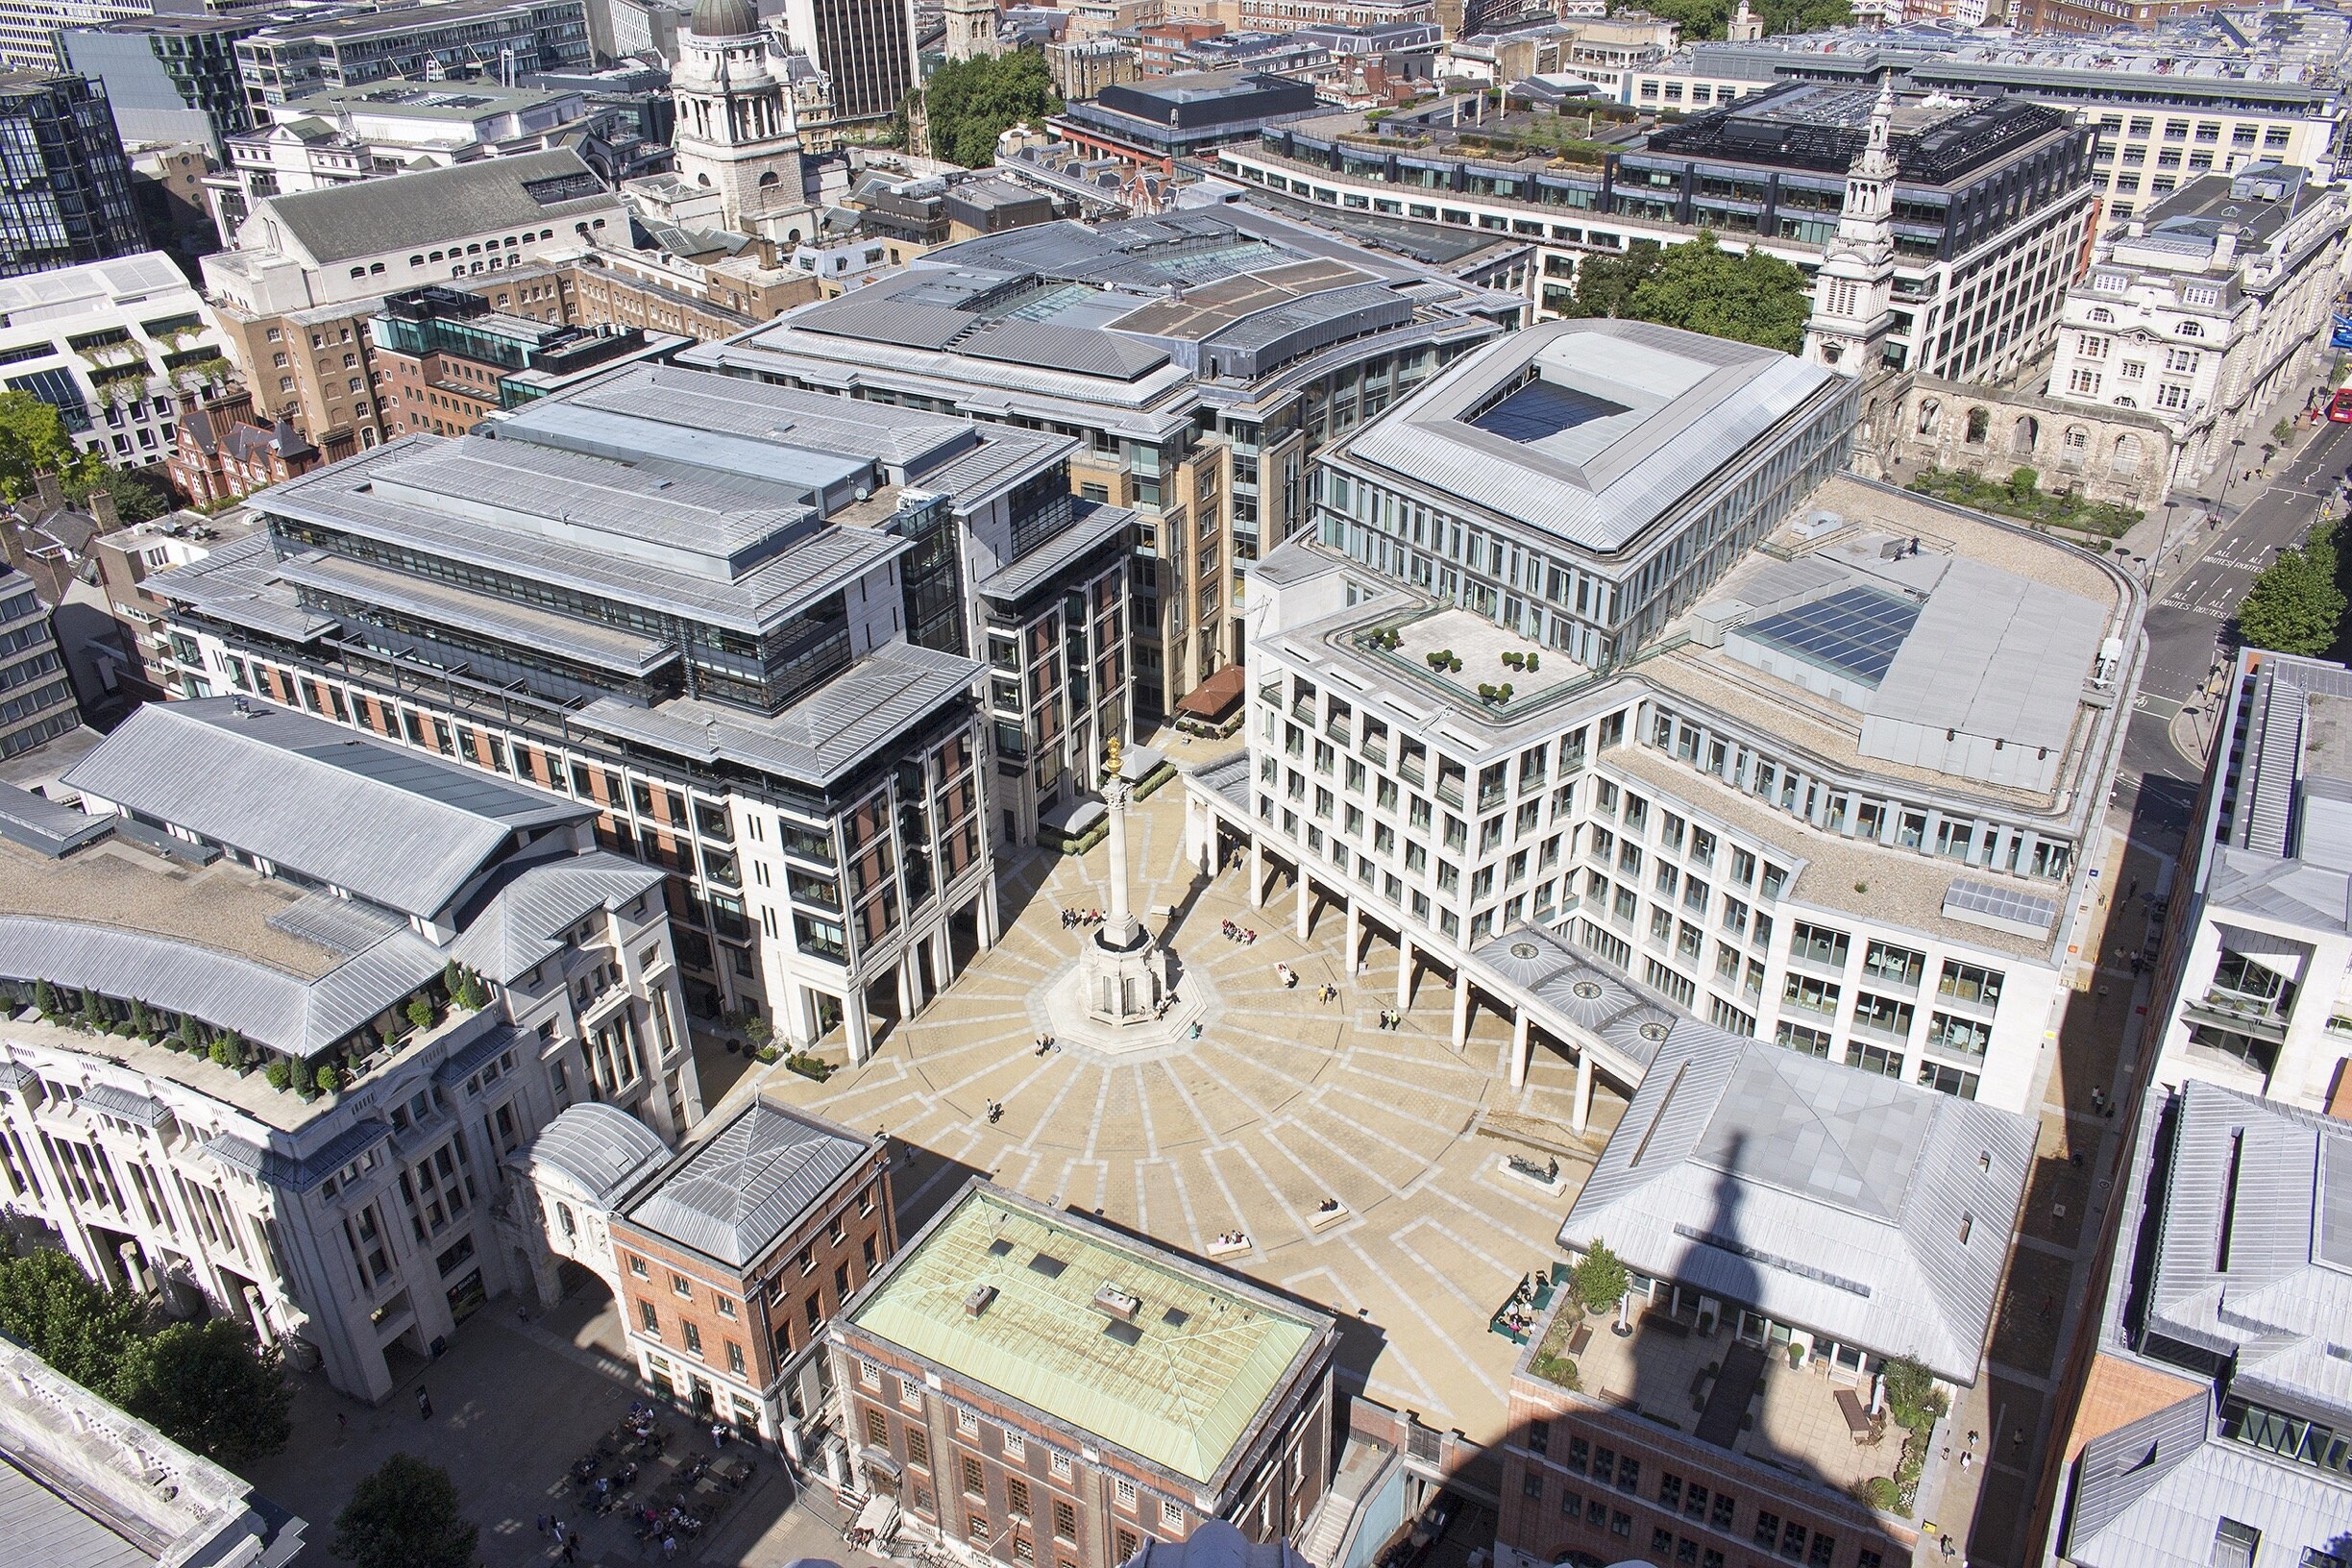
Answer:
xmin=753 ymin=734 xmax=1625 ymax=1443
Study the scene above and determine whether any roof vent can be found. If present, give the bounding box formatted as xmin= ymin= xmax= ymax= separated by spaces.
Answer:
xmin=1091 ymin=1283 xmax=1141 ymax=1322
xmin=964 ymin=1284 xmax=998 ymax=1317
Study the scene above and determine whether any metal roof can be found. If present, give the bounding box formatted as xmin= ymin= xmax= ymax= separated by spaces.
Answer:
xmin=145 ymin=533 xmax=338 ymax=643
xmin=0 ymin=914 xmax=442 ymax=1059
xmin=1560 ymin=1024 xmax=2033 ymax=1382
xmin=522 ymin=1100 xmax=669 ymax=1207
xmin=624 ymin=1098 xmax=870 ymax=1266
xmin=2064 ymin=1391 xmax=2352 ymax=1568
xmin=445 ymin=852 xmax=663 ymax=984
xmin=0 ymin=1457 xmax=147 ymax=1568
xmin=1344 ymin=318 xmax=1840 ymax=556
xmin=577 ymin=641 xmax=983 ymax=790
xmin=1865 ymin=557 xmax=2102 ymax=752
xmin=63 ymin=698 xmax=587 ymax=921
xmin=977 ymin=502 xmax=1133 ymax=603
xmin=0 ymin=784 xmax=110 ymax=859
xmin=259 ymin=148 xmax=617 ymax=264
xmin=845 ymin=1183 xmax=1331 ymax=1486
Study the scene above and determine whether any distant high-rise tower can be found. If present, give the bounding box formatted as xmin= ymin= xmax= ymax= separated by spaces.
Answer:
xmin=779 ymin=0 xmax=917 ymax=126
xmin=943 ymin=0 xmax=1000 ymax=61
xmin=1802 ymin=81 xmax=1899 ymax=376
xmin=672 ymin=0 xmax=808 ymax=239
xmin=0 ymin=70 xmax=145 ymax=278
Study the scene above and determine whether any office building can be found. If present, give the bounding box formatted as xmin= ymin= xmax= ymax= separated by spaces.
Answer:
xmin=1224 ymin=81 xmax=2095 ymax=384
xmin=2142 ymin=649 xmax=2352 ymax=1116
xmin=0 ymin=566 xmax=81 ymax=758
xmin=1627 ymin=24 xmax=2340 ymax=222
xmin=232 ymin=0 xmax=594 ymax=110
xmin=0 ymin=1336 xmax=304 ymax=1566
xmin=369 ymin=284 xmax=684 ymax=436
xmin=0 ymin=696 xmax=700 ymax=1402
xmin=1052 ymin=69 xmax=1321 ymax=171
xmin=518 ymin=1095 xmax=893 ymax=1454
xmin=1184 ymin=318 xmax=2140 ymax=1122
xmin=1495 ymin=1023 xmax=2032 ymax=1568
xmin=776 ymin=0 xmax=915 ymax=128
xmin=2049 ymin=1080 xmax=2352 ymax=1567
xmin=686 ymin=205 xmax=1522 ymax=720
xmin=202 ymin=147 xmax=626 ymax=448
xmin=0 ymin=251 xmax=233 ymax=469
xmin=52 ymin=13 xmax=257 ymax=152
xmin=0 ymin=68 xmax=146 ymax=277
xmin=2037 ymin=165 xmax=2346 ymax=500
xmin=203 ymin=78 xmax=645 ymax=243
xmin=86 ymin=503 xmax=260 ymax=703
xmin=832 ymin=1180 xmax=1338 ymax=1559
xmin=150 ymin=362 xmax=1131 ymax=1055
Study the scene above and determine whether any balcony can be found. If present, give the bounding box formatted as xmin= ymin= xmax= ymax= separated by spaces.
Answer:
xmin=2184 ymin=989 xmax=2289 ymax=1041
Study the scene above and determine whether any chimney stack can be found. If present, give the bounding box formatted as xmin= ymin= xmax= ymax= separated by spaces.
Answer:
xmin=88 ymin=487 xmax=120 ymax=531
xmin=32 ymin=471 xmax=63 ymax=514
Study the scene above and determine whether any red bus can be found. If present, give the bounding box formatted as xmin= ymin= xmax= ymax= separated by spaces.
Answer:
xmin=2328 ymin=387 xmax=2352 ymax=423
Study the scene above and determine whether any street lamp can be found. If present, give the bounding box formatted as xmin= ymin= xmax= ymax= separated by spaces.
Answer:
xmin=2217 ymin=436 xmax=2247 ymax=516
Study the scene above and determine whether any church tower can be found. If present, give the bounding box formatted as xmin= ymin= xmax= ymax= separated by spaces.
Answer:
xmin=1802 ymin=80 xmax=1900 ymax=376
xmin=943 ymin=0 xmax=1001 ymax=61
xmin=673 ymin=0 xmax=808 ymax=240
xmin=1727 ymin=0 xmax=1764 ymax=41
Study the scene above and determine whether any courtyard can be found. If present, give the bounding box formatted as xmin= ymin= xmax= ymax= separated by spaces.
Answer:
xmin=752 ymin=732 xmax=1625 ymax=1442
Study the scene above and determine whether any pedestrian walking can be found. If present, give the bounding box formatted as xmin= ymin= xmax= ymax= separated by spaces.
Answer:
xmin=416 ymin=1384 xmax=432 ymax=1421
xmin=712 ymin=1421 xmax=727 ymax=1451
xmin=537 ymin=1513 xmax=552 ymax=1538
xmin=564 ymin=1535 xmax=580 ymax=1563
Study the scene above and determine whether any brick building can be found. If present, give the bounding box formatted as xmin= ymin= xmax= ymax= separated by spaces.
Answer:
xmin=831 ymin=1181 xmax=1337 ymax=1565
xmin=368 ymin=285 xmax=683 ymax=438
xmin=520 ymin=1095 xmax=891 ymax=1456
xmin=163 ymin=385 xmax=338 ymax=506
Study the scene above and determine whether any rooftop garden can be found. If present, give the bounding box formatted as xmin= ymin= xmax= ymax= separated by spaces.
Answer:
xmin=1905 ymin=466 xmax=2143 ymax=541
xmin=4 ymin=962 xmax=487 ymax=1105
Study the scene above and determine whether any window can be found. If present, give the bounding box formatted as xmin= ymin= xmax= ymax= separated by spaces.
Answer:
xmin=1115 ymin=1477 xmax=1137 ymax=1508
xmin=964 ymin=1457 xmax=986 ymax=1497
xmin=628 ymin=1255 xmax=649 ymax=1278
xmin=908 ymin=1430 xmax=930 ymax=1468
xmin=1161 ymin=1499 xmax=1184 ymax=1529
xmin=1755 ymin=1512 xmax=1781 ymax=1549
xmin=727 ymin=1341 xmax=746 ymax=1376
xmin=1009 ymin=1479 xmax=1031 ymax=1518
xmin=673 ymin=1273 xmax=694 ymax=1298
xmin=639 ymin=1301 xmax=658 ymax=1333
xmin=867 ymin=1408 xmax=890 ymax=1447
xmin=681 ymin=1320 xmax=701 ymax=1355
xmin=1054 ymin=1501 xmax=1077 ymax=1541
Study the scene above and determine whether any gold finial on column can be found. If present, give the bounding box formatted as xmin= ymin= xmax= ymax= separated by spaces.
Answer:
xmin=1105 ymin=736 xmax=1122 ymax=780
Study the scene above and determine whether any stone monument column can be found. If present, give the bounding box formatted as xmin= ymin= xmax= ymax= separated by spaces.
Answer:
xmin=1102 ymin=738 xmax=1139 ymax=949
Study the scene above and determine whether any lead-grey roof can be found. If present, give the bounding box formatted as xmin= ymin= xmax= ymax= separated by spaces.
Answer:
xmin=0 ymin=783 xmax=109 ymax=858
xmin=261 ymin=147 xmax=616 ymax=264
xmin=578 ymin=641 xmax=983 ymax=790
xmin=445 ymin=852 xmax=663 ymax=984
xmin=1863 ymin=556 xmax=2103 ymax=752
xmin=0 ymin=914 xmax=442 ymax=1059
xmin=206 ymin=1117 xmax=393 ymax=1192
xmin=624 ymin=1099 xmax=870 ymax=1266
xmin=63 ymin=698 xmax=587 ymax=921
xmin=1341 ymin=318 xmax=1842 ymax=556
xmin=146 ymin=533 xmax=337 ymax=643
xmin=978 ymin=502 xmax=1133 ymax=603
xmin=0 ymin=1457 xmax=147 ymax=1568
xmin=2064 ymin=1392 xmax=2352 ymax=1568
xmin=1560 ymin=1024 xmax=2034 ymax=1382
xmin=522 ymin=1100 xmax=670 ymax=1206
xmin=2141 ymin=1081 xmax=2352 ymax=1427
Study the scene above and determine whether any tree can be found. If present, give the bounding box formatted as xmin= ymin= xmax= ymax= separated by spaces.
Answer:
xmin=1558 ymin=233 xmax=1810 ymax=354
xmin=333 ymin=1455 xmax=478 ymax=1568
xmin=1879 ymin=1355 xmax=1944 ymax=1430
xmin=1571 ymin=1238 xmax=1629 ymax=1315
xmin=0 ymin=1249 xmax=148 ymax=1395
xmin=1612 ymin=0 xmax=1846 ymax=39
xmin=1624 ymin=232 xmax=1810 ymax=354
xmin=1759 ymin=0 xmax=1851 ymax=33
xmin=0 ymin=391 xmax=84 ymax=503
xmin=66 ymin=464 xmax=173 ymax=527
xmin=2238 ymin=522 xmax=2346 ymax=656
xmin=919 ymin=49 xmax=1062 ymax=168
xmin=118 ymin=1318 xmax=292 ymax=1466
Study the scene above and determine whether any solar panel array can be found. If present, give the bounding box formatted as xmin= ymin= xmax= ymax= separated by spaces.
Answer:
xmin=1740 ymin=586 xmax=1921 ymax=685
xmin=1943 ymin=879 xmax=2059 ymax=931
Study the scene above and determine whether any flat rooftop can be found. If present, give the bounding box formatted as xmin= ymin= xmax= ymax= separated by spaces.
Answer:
xmin=848 ymin=1184 xmax=1331 ymax=1485
xmin=1339 ymin=318 xmax=1844 ymax=557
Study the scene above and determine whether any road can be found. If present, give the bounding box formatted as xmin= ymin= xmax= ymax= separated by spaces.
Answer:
xmin=2116 ymin=416 xmax=2352 ymax=835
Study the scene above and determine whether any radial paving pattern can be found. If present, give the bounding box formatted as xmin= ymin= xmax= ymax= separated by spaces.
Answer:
xmin=753 ymin=748 xmax=1625 ymax=1441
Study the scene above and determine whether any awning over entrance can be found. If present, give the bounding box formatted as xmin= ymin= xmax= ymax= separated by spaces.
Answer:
xmin=1174 ymin=664 xmax=1245 ymax=720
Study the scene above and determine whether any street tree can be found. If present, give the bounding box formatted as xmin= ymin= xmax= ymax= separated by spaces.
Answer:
xmin=333 ymin=1454 xmax=478 ymax=1568
xmin=120 ymin=1318 xmax=293 ymax=1466
xmin=2237 ymin=523 xmax=2345 ymax=656
xmin=0 ymin=1248 xmax=147 ymax=1395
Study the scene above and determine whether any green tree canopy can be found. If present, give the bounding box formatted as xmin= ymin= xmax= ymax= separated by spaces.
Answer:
xmin=2238 ymin=522 xmax=2346 ymax=657
xmin=0 ymin=389 xmax=175 ymax=524
xmin=919 ymin=49 xmax=1062 ymax=168
xmin=1559 ymin=232 xmax=1810 ymax=354
xmin=0 ymin=1248 xmax=148 ymax=1394
xmin=119 ymin=1318 xmax=293 ymax=1466
xmin=1613 ymin=0 xmax=1847 ymax=39
xmin=1571 ymin=1238 xmax=1630 ymax=1315
xmin=333 ymin=1454 xmax=478 ymax=1568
